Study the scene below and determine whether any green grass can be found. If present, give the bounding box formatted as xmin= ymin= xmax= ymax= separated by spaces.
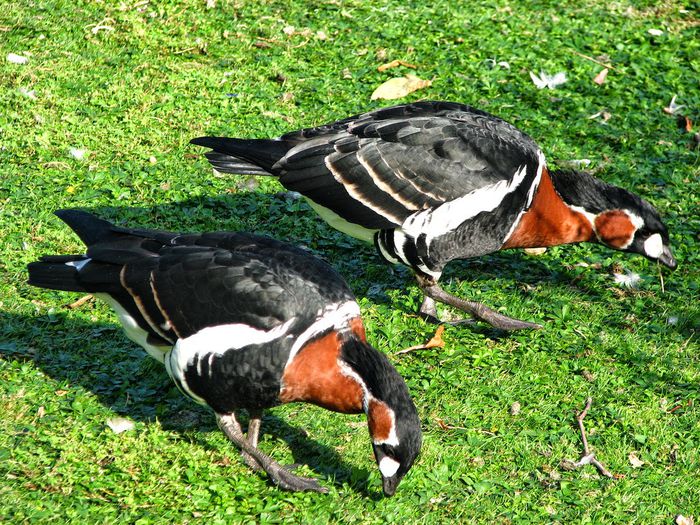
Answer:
xmin=1 ymin=0 xmax=699 ymax=522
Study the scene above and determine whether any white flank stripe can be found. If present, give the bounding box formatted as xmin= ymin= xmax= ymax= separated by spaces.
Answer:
xmin=286 ymin=301 xmax=361 ymax=367
xmin=644 ymin=233 xmax=663 ymax=258
xmin=376 ymin=236 xmax=401 ymax=264
xmin=325 ymin=156 xmax=405 ymax=225
xmin=416 ymin=262 xmax=441 ymax=279
xmin=165 ymin=318 xmax=296 ymax=405
xmin=94 ymin=293 xmax=171 ymax=363
xmin=379 ymin=456 xmax=401 ymax=478
xmin=65 ymin=258 xmax=91 ymax=271
xmin=177 ymin=319 xmax=296 ymax=359
xmin=402 ymin=163 xmax=530 ymax=247
xmin=392 ymin=230 xmax=410 ymax=265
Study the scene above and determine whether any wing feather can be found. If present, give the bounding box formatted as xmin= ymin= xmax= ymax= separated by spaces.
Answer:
xmin=273 ymin=101 xmax=543 ymax=231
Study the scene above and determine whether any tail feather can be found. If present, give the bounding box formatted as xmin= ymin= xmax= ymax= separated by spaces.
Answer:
xmin=54 ymin=209 xmax=115 ymax=246
xmin=190 ymin=136 xmax=291 ymax=175
xmin=27 ymin=256 xmax=88 ymax=292
xmin=28 ymin=256 xmax=124 ymax=294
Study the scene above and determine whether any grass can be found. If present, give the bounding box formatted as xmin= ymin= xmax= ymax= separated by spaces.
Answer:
xmin=1 ymin=0 xmax=699 ymax=522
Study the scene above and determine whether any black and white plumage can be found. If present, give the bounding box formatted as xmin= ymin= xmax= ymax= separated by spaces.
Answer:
xmin=27 ymin=210 xmax=421 ymax=496
xmin=192 ymin=101 xmax=676 ymax=329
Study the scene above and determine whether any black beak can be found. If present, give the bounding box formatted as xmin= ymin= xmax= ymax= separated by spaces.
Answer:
xmin=658 ymin=246 xmax=677 ymax=270
xmin=382 ymin=475 xmax=399 ymax=497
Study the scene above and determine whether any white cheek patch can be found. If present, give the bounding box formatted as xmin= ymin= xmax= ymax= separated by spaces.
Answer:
xmin=644 ymin=233 xmax=664 ymax=258
xmin=379 ymin=456 xmax=401 ymax=478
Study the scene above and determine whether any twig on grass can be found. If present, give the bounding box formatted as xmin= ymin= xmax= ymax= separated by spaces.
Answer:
xmin=568 ymin=49 xmax=617 ymax=71
xmin=66 ymin=294 xmax=94 ymax=309
xmin=561 ymin=397 xmax=618 ymax=479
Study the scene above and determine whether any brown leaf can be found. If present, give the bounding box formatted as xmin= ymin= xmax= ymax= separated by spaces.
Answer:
xmin=377 ymin=59 xmax=417 ymax=72
xmin=436 ymin=418 xmax=467 ymax=431
xmin=593 ymin=68 xmax=609 ymax=85
xmin=397 ymin=325 xmax=445 ymax=354
xmin=677 ymin=115 xmax=693 ymax=133
xmin=424 ymin=325 xmax=445 ymax=349
xmin=370 ymin=74 xmax=431 ymax=100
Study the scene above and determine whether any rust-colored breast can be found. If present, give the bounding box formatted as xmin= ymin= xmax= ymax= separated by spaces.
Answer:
xmin=503 ymin=168 xmax=595 ymax=249
xmin=279 ymin=329 xmax=364 ymax=414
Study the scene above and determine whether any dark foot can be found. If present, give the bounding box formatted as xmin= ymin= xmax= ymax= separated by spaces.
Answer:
xmin=242 ymin=410 xmax=263 ymax=471
xmin=419 ymin=295 xmax=476 ymax=325
xmin=241 ymin=451 xmax=263 ymax=471
xmin=416 ymin=275 xmax=541 ymax=331
xmin=217 ymin=413 xmax=327 ymax=493
xmin=265 ymin=463 xmax=329 ymax=493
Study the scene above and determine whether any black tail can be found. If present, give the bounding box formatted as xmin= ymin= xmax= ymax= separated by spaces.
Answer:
xmin=27 ymin=255 xmax=90 ymax=292
xmin=190 ymin=136 xmax=291 ymax=175
xmin=27 ymin=211 xmax=126 ymax=294
xmin=54 ymin=209 xmax=115 ymax=246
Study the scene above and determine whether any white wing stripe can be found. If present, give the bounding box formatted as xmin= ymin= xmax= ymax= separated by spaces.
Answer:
xmin=285 ymin=300 xmax=361 ymax=367
xmin=402 ymin=161 xmax=532 ymax=247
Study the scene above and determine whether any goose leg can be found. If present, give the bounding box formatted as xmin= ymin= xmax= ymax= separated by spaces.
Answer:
xmin=217 ymin=413 xmax=328 ymax=493
xmin=416 ymin=274 xmax=541 ymax=330
xmin=241 ymin=409 xmax=263 ymax=471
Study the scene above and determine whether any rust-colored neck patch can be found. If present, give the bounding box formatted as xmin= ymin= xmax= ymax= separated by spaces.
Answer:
xmin=367 ymin=398 xmax=395 ymax=443
xmin=348 ymin=316 xmax=367 ymax=342
xmin=594 ymin=210 xmax=636 ymax=249
xmin=279 ymin=331 xmax=364 ymax=414
xmin=503 ymin=168 xmax=595 ymax=249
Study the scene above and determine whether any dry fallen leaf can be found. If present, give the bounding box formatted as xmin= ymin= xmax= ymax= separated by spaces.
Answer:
xmin=677 ymin=115 xmax=692 ymax=133
xmin=593 ymin=68 xmax=609 ymax=85
xmin=588 ymin=111 xmax=612 ymax=122
xmin=628 ymin=451 xmax=644 ymax=468
xmin=675 ymin=515 xmax=695 ymax=525
xmin=397 ymin=325 xmax=445 ymax=354
xmin=371 ymin=74 xmax=431 ymax=100
xmin=377 ymin=59 xmax=417 ymax=72
xmin=524 ymin=247 xmax=547 ymax=256
xmin=436 ymin=418 xmax=467 ymax=430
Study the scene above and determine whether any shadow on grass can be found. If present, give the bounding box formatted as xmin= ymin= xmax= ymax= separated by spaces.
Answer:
xmin=0 ymin=310 xmax=376 ymax=497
